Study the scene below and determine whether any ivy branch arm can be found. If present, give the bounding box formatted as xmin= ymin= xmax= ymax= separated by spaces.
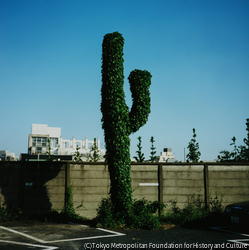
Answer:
xmin=128 ymin=70 xmax=152 ymax=134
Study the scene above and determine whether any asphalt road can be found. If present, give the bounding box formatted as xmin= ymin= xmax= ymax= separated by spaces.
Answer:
xmin=0 ymin=221 xmax=249 ymax=250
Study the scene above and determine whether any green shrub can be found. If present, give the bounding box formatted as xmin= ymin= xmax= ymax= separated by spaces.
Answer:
xmin=209 ymin=194 xmax=224 ymax=213
xmin=95 ymin=198 xmax=123 ymax=228
xmin=96 ymin=197 xmax=165 ymax=229
xmin=159 ymin=194 xmax=224 ymax=226
xmin=127 ymin=198 xmax=164 ymax=229
xmin=0 ymin=204 xmax=23 ymax=222
xmin=34 ymin=209 xmax=88 ymax=224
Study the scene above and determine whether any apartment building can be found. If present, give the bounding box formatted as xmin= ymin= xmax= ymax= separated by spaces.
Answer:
xmin=24 ymin=124 xmax=105 ymax=161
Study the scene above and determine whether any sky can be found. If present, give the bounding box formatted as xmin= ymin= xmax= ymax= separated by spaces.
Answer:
xmin=0 ymin=0 xmax=248 ymax=161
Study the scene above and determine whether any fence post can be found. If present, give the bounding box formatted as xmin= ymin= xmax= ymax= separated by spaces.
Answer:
xmin=19 ymin=162 xmax=25 ymax=211
xmin=158 ymin=164 xmax=163 ymax=214
xmin=203 ymin=164 xmax=210 ymax=210
xmin=64 ymin=162 xmax=71 ymax=210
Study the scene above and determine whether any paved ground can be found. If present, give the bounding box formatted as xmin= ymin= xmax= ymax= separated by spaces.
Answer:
xmin=0 ymin=221 xmax=249 ymax=250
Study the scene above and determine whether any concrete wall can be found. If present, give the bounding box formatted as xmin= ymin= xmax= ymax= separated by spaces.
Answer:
xmin=69 ymin=163 xmax=110 ymax=219
xmin=162 ymin=165 xmax=205 ymax=209
xmin=0 ymin=162 xmax=249 ymax=219
xmin=208 ymin=165 xmax=249 ymax=204
xmin=0 ymin=161 xmax=66 ymax=216
xmin=132 ymin=165 xmax=159 ymax=202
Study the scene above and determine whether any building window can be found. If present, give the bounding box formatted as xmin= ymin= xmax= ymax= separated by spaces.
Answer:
xmin=50 ymin=138 xmax=58 ymax=148
xmin=37 ymin=147 xmax=42 ymax=154
xmin=42 ymin=138 xmax=47 ymax=147
xmin=65 ymin=142 xmax=69 ymax=148
xmin=32 ymin=137 xmax=47 ymax=147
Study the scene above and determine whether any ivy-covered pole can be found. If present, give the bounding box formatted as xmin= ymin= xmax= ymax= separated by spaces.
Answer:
xmin=101 ymin=32 xmax=152 ymax=216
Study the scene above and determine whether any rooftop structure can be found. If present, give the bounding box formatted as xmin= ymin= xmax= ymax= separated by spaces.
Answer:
xmin=157 ymin=148 xmax=176 ymax=162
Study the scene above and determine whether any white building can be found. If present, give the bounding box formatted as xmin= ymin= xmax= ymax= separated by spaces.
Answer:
xmin=28 ymin=124 xmax=105 ymax=161
xmin=0 ymin=150 xmax=18 ymax=161
xmin=156 ymin=148 xmax=176 ymax=162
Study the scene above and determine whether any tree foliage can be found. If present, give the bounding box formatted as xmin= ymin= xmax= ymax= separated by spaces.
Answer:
xmin=150 ymin=136 xmax=157 ymax=162
xmin=101 ymin=32 xmax=152 ymax=217
xmin=218 ymin=118 xmax=249 ymax=162
xmin=73 ymin=145 xmax=82 ymax=162
xmin=134 ymin=136 xmax=145 ymax=162
xmin=241 ymin=118 xmax=249 ymax=161
xmin=46 ymin=138 xmax=54 ymax=162
xmin=88 ymin=138 xmax=100 ymax=162
xmin=186 ymin=128 xmax=201 ymax=163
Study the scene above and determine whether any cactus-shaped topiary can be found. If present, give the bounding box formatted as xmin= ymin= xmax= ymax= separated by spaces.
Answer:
xmin=101 ymin=32 xmax=152 ymax=217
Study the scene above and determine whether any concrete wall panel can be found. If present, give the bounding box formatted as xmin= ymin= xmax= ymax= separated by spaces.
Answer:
xmin=0 ymin=162 xmax=249 ymax=219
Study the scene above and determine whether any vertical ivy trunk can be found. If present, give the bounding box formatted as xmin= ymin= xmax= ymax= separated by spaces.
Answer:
xmin=101 ymin=32 xmax=152 ymax=216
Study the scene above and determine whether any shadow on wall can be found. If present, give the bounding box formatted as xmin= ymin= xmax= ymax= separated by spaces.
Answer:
xmin=0 ymin=161 xmax=63 ymax=217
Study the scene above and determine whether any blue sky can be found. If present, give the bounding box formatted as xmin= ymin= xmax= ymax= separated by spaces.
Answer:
xmin=1 ymin=0 xmax=248 ymax=161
